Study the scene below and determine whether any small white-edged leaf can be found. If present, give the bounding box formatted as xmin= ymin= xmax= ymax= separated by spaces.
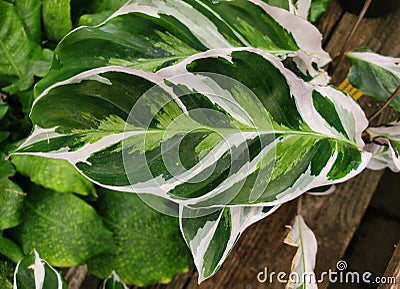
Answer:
xmin=12 ymin=250 xmax=67 ymax=289
xmin=102 ymin=271 xmax=129 ymax=289
xmin=32 ymin=250 xmax=45 ymax=289
xmin=365 ymin=122 xmax=400 ymax=172
xmin=284 ymin=215 xmax=318 ymax=289
xmin=180 ymin=204 xmax=280 ymax=282
xmin=347 ymin=49 xmax=400 ymax=112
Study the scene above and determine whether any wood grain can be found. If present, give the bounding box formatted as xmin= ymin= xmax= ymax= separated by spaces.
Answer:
xmin=378 ymin=243 xmax=400 ymax=289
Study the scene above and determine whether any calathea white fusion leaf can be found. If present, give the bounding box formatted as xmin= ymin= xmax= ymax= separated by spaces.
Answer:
xmin=180 ymin=205 xmax=280 ymax=282
xmin=102 ymin=271 xmax=129 ymax=289
xmin=16 ymin=48 xmax=370 ymax=208
xmin=35 ymin=0 xmax=330 ymax=94
xmin=365 ymin=122 xmax=400 ymax=172
xmin=13 ymin=250 xmax=67 ymax=289
xmin=347 ymin=49 xmax=400 ymax=111
xmin=16 ymin=48 xmax=370 ymax=282
xmin=284 ymin=215 xmax=318 ymax=289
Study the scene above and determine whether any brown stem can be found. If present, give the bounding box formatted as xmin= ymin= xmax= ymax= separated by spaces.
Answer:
xmin=329 ymin=0 xmax=372 ymax=76
xmin=368 ymin=85 xmax=400 ymax=123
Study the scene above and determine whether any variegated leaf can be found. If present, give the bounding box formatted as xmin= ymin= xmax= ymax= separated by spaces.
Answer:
xmin=347 ymin=49 xmax=400 ymax=111
xmin=284 ymin=215 xmax=318 ymax=289
xmin=13 ymin=250 xmax=67 ymax=289
xmin=180 ymin=204 xmax=280 ymax=282
xmin=365 ymin=122 xmax=400 ymax=172
xmin=289 ymin=0 xmax=312 ymax=19
xmin=16 ymin=48 xmax=370 ymax=209
xmin=264 ymin=0 xmax=330 ymax=22
xmin=35 ymin=0 xmax=330 ymax=94
xmin=102 ymin=272 xmax=129 ymax=289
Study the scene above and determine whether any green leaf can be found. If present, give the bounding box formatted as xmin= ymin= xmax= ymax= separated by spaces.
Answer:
xmin=78 ymin=10 xmax=115 ymax=26
xmin=14 ymin=0 xmax=42 ymax=43
xmin=0 ymin=257 xmax=14 ymax=289
xmin=347 ymin=49 xmax=400 ymax=112
xmin=12 ymin=186 xmax=114 ymax=267
xmin=263 ymin=0 xmax=331 ymax=22
xmin=366 ymin=122 xmax=400 ymax=172
xmin=0 ymin=152 xmax=15 ymax=179
xmin=263 ymin=0 xmax=289 ymax=10
xmin=101 ymin=272 xmax=129 ymax=289
xmin=309 ymin=0 xmax=331 ymax=23
xmin=0 ymin=103 xmax=9 ymax=143
xmin=42 ymin=0 xmax=73 ymax=41
xmin=77 ymin=0 xmax=127 ymax=26
xmin=88 ymin=189 xmax=192 ymax=286
xmin=34 ymin=0 xmax=330 ymax=95
xmin=14 ymin=89 xmax=35 ymax=113
xmin=284 ymin=215 xmax=318 ymax=289
xmin=0 ymin=153 xmax=25 ymax=230
xmin=18 ymin=49 xmax=370 ymax=209
xmin=0 ymin=235 xmax=24 ymax=264
xmin=11 ymin=155 xmax=97 ymax=197
xmin=13 ymin=250 xmax=68 ymax=289
xmin=0 ymin=179 xmax=25 ymax=230
xmin=0 ymin=0 xmax=52 ymax=95
xmin=0 ymin=103 xmax=8 ymax=120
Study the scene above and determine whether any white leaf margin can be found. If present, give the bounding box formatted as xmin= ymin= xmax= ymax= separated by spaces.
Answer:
xmin=289 ymin=0 xmax=312 ymax=20
xmin=347 ymin=51 xmax=400 ymax=77
xmin=284 ymin=215 xmax=318 ymax=289
xmin=13 ymin=250 xmax=64 ymax=289
xmin=103 ymin=0 xmax=331 ymax=67
xmin=180 ymin=204 xmax=281 ymax=283
xmin=17 ymin=47 xmax=371 ymax=209
xmin=365 ymin=122 xmax=400 ymax=172
xmin=101 ymin=271 xmax=129 ymax=289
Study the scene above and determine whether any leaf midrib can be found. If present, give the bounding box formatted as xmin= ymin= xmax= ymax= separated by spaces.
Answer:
xmin=0 ymin=40 xmax=22 ymax=78
xmin=298 ymin=216 xmax=308 ymax=288
xmin=25 ymin=201 xmax=70 ymax=229
xmin=66 ymin=126 xmax=355 ymax=149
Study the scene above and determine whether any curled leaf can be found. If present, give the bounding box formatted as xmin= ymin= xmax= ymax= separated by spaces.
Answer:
xmin=284 ymin=215 xmax=318 ymax=289
xmin=347 ymin=49 xmax=400 ymax=112
xmin=365 ymin=122 xmax=400 ymax=172
xmin=101 ymin=272 xmax=128 ymax=289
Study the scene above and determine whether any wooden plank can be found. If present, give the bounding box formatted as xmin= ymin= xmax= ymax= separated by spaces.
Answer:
xmin=72 ymin=2 xmax=400 ymax=289
xmin=317 ymin=0 xmax=345 ymax=46
xmin=325 ymin=1 xmax=400 ymax=85
xmin=378 ymin=242 xmax=400 ymax=289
